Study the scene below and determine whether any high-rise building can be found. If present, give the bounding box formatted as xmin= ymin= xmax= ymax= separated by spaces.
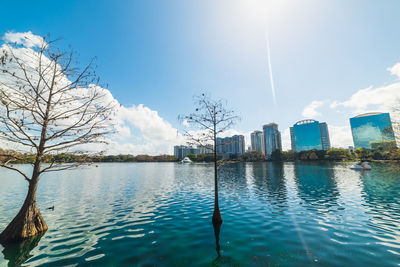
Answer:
xmin=174 ymin=145 xmax=199 ymax=159
xmin=250 ymin=130 xmax=265 ymax=154
xmin=250 ymin=132 xmax=257 ymax=151
xmin=290 ymin=119 xmax=331 ymax=152
xmin=198 ymin=144 xmax=213 ymax=154
xmin=216 ymin=135 xmax=245 ymax=156
xmin=349 ymin=112 xmax=396 ymax=149
xmin=290 ymin=127 xmax=296 ymax=151
xmin=319 ymin=122 xmax=331 ymax=151
xmin=263 ymin=123 xmax=282 ymax=159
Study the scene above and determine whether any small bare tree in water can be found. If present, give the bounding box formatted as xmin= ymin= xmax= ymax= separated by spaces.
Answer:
xmin=180 ymin=94 xmax=239 ymax=227
xmin=0 ymin=34 xmax=115 ymax=243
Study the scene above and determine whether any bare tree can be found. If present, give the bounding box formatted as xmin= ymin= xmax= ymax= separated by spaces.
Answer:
xmin=180 ymin=94 xmax=239 ymax=227
xmin=0 ymin=35 xmax=115 ymax=243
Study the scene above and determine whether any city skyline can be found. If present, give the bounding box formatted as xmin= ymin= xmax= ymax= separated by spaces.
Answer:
xmin=1 ymin=1 xmax=400 ymax=154
xmin=176 ymin=110 xmax=397 ymax=156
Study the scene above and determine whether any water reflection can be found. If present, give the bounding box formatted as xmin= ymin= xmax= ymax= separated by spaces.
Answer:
xmin=358 ymin=164 xmax=400 ymax=254
xmin=1 ymin=233 xmax=44 ymax=267
xmin=213 ymin=223 xmax=221 ymax=257
xmin=293 ymin=162 xmax=340 ymax=211
xmin=251 ymin=162 xmax=288 ymax=211
xmin=1 ymin=163 xmax=400 ymax=266
xmin=219 ymin=163 xmax=248 ymax=194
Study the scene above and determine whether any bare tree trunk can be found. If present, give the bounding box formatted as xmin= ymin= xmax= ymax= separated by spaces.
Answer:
xmin=0 ymin=34 xmax=115 ymax=245
xmin=212 ymin=122 xmax=222 ymax=226
xmin=0 ymin=168 xmax=47 ymax=244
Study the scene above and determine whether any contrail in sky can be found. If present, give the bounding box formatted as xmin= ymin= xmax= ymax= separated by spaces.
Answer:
xmin=265 ymin=29 xmax=277 ymax=106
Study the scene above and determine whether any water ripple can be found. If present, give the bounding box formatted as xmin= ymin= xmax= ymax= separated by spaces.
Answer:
xmin=0 ymin=162 xmax=399 ymax=266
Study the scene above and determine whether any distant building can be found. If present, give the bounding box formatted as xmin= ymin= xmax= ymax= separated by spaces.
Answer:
xmin=349 ymin=112 xmax=396 ymax=149
xmin=198 ymin=144 xmax=213 ymax=154
xmin=290 ymin=119 xmax=331 ymax=152
xmin=250 ymin=130 xmax=265 ymax=155
xmin=319 ymin=122 xmax=331 ymax=151
xmin=174 ymin=145 xmax=199 ymax=159
xmin=263 ymin=123 xmax=282 ymax=159
xmin=250 ymin=132 xmax=257 ymax=151
xmin=290 ymin=127 xmax=296 ymax=151
xmin=216 ymin=135 xmax=245 ymax=156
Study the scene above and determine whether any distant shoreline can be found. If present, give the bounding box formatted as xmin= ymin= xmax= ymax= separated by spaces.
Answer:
xmin=2 ymin=147 xmax=400 ymax=165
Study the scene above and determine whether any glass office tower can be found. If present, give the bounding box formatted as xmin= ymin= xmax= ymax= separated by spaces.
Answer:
xmin=319 ymin=122 xmax=331 ymax=151
xmin=290 ymin=119 xmax=331 ymax=152
xmin=349 ymin=112 xmax=396 ymax=149
xmin=250 ymin=130 xmax=265 ymax=155
xmin=263 ymin=123 xmax=282 ymax=159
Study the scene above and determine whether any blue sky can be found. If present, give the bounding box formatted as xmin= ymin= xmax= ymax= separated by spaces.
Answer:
xmin=1 ymin=0 xmax=400 ymax=153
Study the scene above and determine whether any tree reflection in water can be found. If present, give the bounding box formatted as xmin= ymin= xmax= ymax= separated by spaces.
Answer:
xmin=1 ymin=233 xmax=44 ymax=267
xmin=213 ymin=222 xmax=221 ymax=257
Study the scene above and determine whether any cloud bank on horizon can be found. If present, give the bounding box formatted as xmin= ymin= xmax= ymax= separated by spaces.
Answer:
xmin=1 ymin=31 xmax=399 ymax=154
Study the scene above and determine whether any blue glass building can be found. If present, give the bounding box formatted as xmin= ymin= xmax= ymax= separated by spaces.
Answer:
xmin=263 ymin=123 xmax=282 ymax=159
xmin=290 ymin=119 xmax=331 ymax=152
xmin=349 ymin=112 xmax=396 ymax=149
xmin=250 ymin=130 xmax=265 ymax=155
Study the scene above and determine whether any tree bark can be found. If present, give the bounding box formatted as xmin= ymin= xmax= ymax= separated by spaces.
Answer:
xmin=0 ymin=171 xmax=47 ymax=244
xmin=212 ymin=153 xmax=222 ymax=225
xmin=212 ymin=117 xmax=222 ymax=226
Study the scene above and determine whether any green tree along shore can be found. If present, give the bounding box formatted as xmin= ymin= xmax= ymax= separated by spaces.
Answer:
xmin=2 ymin=147 xmax=400 ymax=165
xmin=0 ymin=149 xmax=177 ymax=164
xmin=270 ymin=147 xmax=400 ymax=161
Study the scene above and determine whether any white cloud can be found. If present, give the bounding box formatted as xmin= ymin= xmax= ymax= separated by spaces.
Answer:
xmin=302 ymin=100 xmax=326 ymax=118
xmin=329 ymin=62 xmax=400 ymax=116
xmin=327 ymin=62 xmax=400 ymax=146
xmin=329 ymin=83 xmax=400 ymax=115
xmin=117 ymin=104 xmax=185 ymax=154
xmin=388 ymin=62 xmax=400 ymax=79
xmin=328 ymin=125 xmax=353 ymax=148
xmin=281 ymin=128 xmax=291 ymax=151
xmin=3 ymin=31 xmax=46 ymax=48
xmin=0 ymin=31 xmax=186 ymax=156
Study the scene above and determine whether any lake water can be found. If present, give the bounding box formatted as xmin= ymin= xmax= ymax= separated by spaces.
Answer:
xmin=0 ymin=162 xmax=399 ymax=266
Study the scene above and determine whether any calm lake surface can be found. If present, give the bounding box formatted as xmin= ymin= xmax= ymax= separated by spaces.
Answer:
xmin=0 ymin=162 xmax=399 ymax=266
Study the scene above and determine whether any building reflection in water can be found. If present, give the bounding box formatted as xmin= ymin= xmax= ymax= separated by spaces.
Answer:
xmin=358 ymin=164 xmax=400 ymax=253
xmin=219 ymin=163 xmax=250 ymax=201
xmin=292 ymin=162 xmax=340 ymax=212
xmin=250 ymin=162 xmax=288 ymax=212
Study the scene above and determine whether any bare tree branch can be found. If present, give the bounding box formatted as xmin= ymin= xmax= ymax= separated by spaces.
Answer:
xmin=179 ymin=93 xmax=240 ymax=163
xmin=0 ymin=37 xmax=116 ymax=178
